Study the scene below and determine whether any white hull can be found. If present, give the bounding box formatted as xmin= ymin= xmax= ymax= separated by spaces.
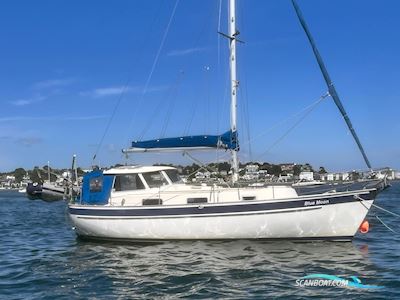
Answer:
xmin=69 ymin=191 xmax=374 ymax=241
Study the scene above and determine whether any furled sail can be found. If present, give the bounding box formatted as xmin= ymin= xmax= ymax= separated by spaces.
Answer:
xmin=123 ymin=130 xmax=238 ymax=153
xmin=291 ymin=0 xmax=372 ymax=170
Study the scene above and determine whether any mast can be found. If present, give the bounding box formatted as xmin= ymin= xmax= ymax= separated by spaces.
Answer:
xmin=47 ymin=161 xmax=51 ymax=183
xmin=229 ymin=0 xmax=239 ymax=182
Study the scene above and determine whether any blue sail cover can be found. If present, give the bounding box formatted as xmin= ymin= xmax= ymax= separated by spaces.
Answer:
xmin=129 ymin=130 xmax=238 ymax=152
xmin=81 ymin=170 xmax=114 ymax=205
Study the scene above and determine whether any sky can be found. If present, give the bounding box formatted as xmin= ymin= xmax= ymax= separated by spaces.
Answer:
xmin=1 ymin=0 xmax=399 ymax=173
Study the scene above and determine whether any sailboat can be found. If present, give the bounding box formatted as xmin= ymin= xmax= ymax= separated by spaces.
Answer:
xmin=68 ymin=0 xmax=383 ymax=241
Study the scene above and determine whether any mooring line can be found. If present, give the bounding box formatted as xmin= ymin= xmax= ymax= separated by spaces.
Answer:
xmin=355 ymin=194 xmax=399 ymax=234
xmin=376 ymin=215 xmax=398 ymax=234
xmin=355 ymin=195 xmax=400 ymax=218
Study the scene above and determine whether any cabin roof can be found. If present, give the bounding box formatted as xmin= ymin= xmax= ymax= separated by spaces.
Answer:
xmin=104 ymin=165 xmax=176 ymax=175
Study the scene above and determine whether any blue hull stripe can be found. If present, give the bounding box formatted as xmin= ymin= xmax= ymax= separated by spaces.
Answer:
xmin=69 ymin=190 xmax=376 ymax=217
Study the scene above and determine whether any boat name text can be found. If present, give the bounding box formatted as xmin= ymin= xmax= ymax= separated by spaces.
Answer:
xmin=304 ymin=199 xmax=330 ymax=206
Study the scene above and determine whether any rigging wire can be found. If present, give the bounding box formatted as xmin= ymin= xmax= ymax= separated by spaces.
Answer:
xmin=91 ymin=79 xmax=131 ymax=164
xmin=256 ymin=92 xmax=329 ymax=160
xmin=183 ymin=151 xmax=231 ymax=188
xmin=237 ymin=0 xmax=252 ymax=161
xmin=243 ymin=79 xmax=252 ymax=160
xmin=204 ymin=66 xmax=211 ymax=134
xmin=215 ymin=0 xmax=231 ymax=164
xmin=128 ymin=1 xmax=215 ymax=141
xmin=215 ymin=92 xmax=329 ymax=162
xmin=238 ymin=84 xmax=252 ymax=161
xmin=160 ymin=70 xmax=185 ymax=137
xmin=139 ymin=70 xmax=185 ymax=139
xmin=183 ymin=95 xmax=199 ymax=135
xmin=244 ymin=92 xmax=329 ymax=149
xmin=217 ymin=69 xmax=231 ymax=134
xmin=124 ymin=0 xmax=180 ymax=145
xmin=142 ymin=0 xmax=180 ymax=97
xmin=217 ymin=0 xmax=222 ymax=70
xmin=215 ymin=0 xmax=223 ymax=164
xmin=91 ymin=0 xmax=167 ymax=164
xmin=181 ymin=6 xmax=217 ymax=136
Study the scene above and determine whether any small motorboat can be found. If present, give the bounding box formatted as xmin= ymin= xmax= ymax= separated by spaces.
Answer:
xmin=26 ymin=182 xmax=65 ymax=201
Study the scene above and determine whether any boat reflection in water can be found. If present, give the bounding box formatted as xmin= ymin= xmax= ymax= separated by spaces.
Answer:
xmin=65 ymin=239 xmax=379 ymax=297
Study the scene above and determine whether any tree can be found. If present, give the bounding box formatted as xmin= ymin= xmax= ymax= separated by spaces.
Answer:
xmin=218 ymin=162 xmax=230 ymax=173
xmin=269 ymin=165 xmax=282 ymax=176
xmin=77 ymin=167 xmax=86 ymax=177
xmin=350 ymin=171 xmax=360 ymax=181
xmin=183 ymin=163 xmax=200 ymax=176
xmin=302 ymin=163 xmax=314 ymax=172
xmin=14 ymin=168 xmax=26 ymax=183
xmin=259 ymin=162 xmax=271 ymax=170
xmin=293 ymin=165 xmax=302 ymax=176
xmin=29 ymin=167 xmax=43 ymax=184
xmin=318 ymin=166 xmax=327 ymax=174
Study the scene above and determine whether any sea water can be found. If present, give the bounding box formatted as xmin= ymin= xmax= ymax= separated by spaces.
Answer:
xmin=1 ymin=183 xmax=399 ymax=299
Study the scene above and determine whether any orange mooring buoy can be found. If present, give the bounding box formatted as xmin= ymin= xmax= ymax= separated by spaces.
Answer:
xmin=359 ymin=220 xmax=370 ymax=234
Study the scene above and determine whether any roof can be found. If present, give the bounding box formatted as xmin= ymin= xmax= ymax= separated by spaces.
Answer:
xmin=103 ymin=165 xmax=176 ymax=175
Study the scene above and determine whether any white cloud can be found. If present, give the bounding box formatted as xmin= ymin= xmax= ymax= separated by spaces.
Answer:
xmin=32 ymin=78 xmax=76 ymax=89
xmin=63 ymin=115 xmax=107 ymax=121
xmin=15 ymin=137 xmax=43 ymax=147
xmin=81 ymin=86 xmax=134 ymax=98
xmin=80 ymin=85 xmax=167 ymax=98
xmin=167 ymin=47 xmax=208 ymax=57
xmin=9 ymin=95 xmax=46 ymax=106
xmin=8 ymin=77 xmax=75 ymax=106
xmin=0 ymin=115 xmax=107 ymax=122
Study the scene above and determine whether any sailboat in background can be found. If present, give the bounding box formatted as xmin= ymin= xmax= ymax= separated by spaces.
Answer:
xmin=67 ymin=0 xmax=384 ymax=241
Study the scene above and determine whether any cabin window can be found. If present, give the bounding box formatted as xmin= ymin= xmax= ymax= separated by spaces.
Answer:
xmin=114 ymin=174 xmax=145 ymax=191
xmin=242 ymin=196 xmax=256 ymax=201
xmin=90 ymin=177 xmax=103 ymax=192
xmin=187 ymin=197 xmax=208 ymax=204
xmin=142 ymin=198 xmax=163 ymax=206
xmin=165 ymin=169 xmax=183 ymax=183
xmin=142 ymin=172 xmax=169 ymax=188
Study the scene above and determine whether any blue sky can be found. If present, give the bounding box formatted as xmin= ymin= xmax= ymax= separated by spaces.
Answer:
xmin=1 ymin=0 xmax=399 ymax=172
